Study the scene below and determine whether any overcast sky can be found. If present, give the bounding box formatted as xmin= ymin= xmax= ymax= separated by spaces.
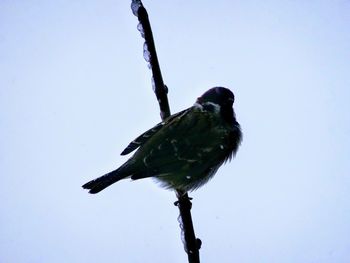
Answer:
xmin=1 ymin=0 xmax=350 ymax=262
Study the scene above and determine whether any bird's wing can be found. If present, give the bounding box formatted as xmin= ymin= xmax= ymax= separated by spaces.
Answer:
xmin=130 ymin=108 xmax=233 ymax=179
xmin=120 ymin=109 xmax=189 ymax=155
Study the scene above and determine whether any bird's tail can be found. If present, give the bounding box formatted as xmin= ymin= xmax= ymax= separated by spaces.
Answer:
xmin=82 ymin=167 xmax=129 ymax=194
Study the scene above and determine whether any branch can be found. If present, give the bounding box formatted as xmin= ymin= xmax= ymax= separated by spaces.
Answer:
xmin=131 ymin=1 xmax=201 ymax=262
xmin=131 ymin=0 xmax=170 ymax=120
xmin=175 ymin=191 xmax=202 ymax=263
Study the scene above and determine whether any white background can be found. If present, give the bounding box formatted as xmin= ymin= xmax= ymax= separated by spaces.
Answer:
xmin=1 ymin=0 xmax=350 ymax=262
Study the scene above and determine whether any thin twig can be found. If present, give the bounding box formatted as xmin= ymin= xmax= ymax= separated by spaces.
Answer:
xmin=130 ymin=1 xmax=201 ymax=262
xmin=175 ymin=191 xmax=201 ymax=263
xmin=131 ymin=0 xmax=170 ymax=119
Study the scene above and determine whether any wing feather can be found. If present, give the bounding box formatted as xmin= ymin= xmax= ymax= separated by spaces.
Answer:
xmin=120 ymin=109 xmax=188 ymax=155
xmin=131 ymin=108 xmax=230 ymax=177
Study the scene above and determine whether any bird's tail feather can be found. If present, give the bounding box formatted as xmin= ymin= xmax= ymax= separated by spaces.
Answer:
xmin=82 ymin=167 xmax=128 ymax=194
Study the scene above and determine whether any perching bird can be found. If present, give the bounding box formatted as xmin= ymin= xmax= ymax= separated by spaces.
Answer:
xmin=82 ymin=87 xmax=242 ymax=194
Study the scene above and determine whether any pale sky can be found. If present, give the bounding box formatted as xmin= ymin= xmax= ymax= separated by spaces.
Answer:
xmin=1 ymin=1 xmax=350 ymax=262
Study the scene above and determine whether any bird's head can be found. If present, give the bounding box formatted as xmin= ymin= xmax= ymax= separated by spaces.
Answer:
xmin=195 ymin=87 xmax=236 ymax=123
xmin=197 ymin=87 xmax=235 ymax=107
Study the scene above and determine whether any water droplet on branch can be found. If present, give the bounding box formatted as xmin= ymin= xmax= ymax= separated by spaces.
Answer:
xmin=131 ymin=0 xmax=142 ymax=17
xmin=137 ymin=23 xmax=145 ymax=38
xmin=143 ymin=42 xmax=151 ymax=63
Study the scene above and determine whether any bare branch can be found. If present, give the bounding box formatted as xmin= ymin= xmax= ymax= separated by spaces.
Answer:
xmin=131 ymin=1 xmax=201 ymax=262
xmin=131 ymin=0 xmax=170 ymax=120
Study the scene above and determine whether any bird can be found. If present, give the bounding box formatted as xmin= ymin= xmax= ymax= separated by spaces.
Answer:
xmin=82 ymin=87 xmax=242 ymax=194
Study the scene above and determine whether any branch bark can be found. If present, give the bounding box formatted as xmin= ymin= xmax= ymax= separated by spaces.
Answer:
xmin=131 ymin=1 xmax=201 ymax=262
